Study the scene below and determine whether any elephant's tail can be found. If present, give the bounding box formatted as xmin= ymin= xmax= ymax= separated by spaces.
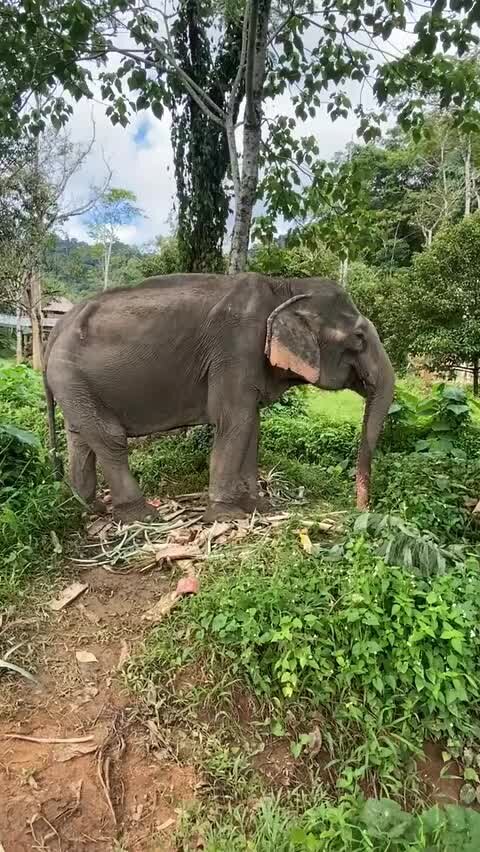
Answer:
xmin=43 ymin=372 xmax=62 ymax=480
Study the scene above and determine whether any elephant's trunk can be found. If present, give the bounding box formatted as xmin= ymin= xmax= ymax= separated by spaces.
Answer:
xmin=355 ymin=330 xmax=395 ymax=511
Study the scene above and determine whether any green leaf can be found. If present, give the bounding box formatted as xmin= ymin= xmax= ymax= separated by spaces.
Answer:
xmin=0 ymin=424 xmax=40 ymax=447
xmin=464 ymin=767 xmax=479 ymax=783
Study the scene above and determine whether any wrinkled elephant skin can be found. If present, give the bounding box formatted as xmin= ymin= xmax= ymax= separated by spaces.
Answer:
xmin=44 ymin=273 xmax=394 ymax=521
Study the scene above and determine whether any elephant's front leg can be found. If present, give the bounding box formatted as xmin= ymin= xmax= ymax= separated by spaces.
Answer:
xmin=205 ymin=401 xmax=259 ymax=522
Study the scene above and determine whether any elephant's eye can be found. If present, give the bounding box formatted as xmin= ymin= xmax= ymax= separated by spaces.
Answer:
xmin=351 ymin=330 xmax=366 ymax=352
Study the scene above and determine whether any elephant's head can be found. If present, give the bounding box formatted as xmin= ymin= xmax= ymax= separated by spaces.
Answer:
xmin=264 ymin=281 xmax=395 ymax=510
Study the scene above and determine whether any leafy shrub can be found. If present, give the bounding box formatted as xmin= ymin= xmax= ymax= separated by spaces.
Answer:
xmin=349 ymin=512 xmax=467 ymax=577
xmin=139 ymin=531 xmax=480 ymax=791
xmin=0 ymin=363 xmax=43 ymax=406
xmin=265 ymin=386 xmax=309 ymax=418
xmin=0 ymin=363 xmax=81 ymax=605
xmin=248 ymin=241 xmax=339 ymax=279
xmin=130 ymin=432 xmax=209 ymax=495
xmin=383 ymin=382 xmax=480 ymax=457
xmin=372 ymin=453 xmax=479 ymax=543
xmin=261 ymin=415 xmax=358 ymax=465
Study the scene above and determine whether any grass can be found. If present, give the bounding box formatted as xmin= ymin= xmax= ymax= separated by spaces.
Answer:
xmin=308 ymin=388 xmax=363 ymax=423
xmin=175 ymin=794 xmax=480 ymax=850
xmin=4 ymin=361 xmax=480 ymax=848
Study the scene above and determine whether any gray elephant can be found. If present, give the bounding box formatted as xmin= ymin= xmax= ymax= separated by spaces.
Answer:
xmin=43 ymin=273 xmax=394 ymax=522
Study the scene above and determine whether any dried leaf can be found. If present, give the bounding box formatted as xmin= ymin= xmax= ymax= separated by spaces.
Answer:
xmin=75 ymin=650 xmax=98 ymax=664
xmin=298 ymin=529 xmax=313 ymax=554
xmin=308 ymin=725 xmax=323 ymax=756
xmin=54 ymin=742 xmax=98 ymax=762
xmin=87 ymin=518 xmax=112 ymax=539
xmin=132 ymin=803 xmax=144 ymax=822
xmin=157 ymin=817 xmax=176 ymax=831
xmin=50 ymin=530 xmax=63 ymax=554
xmin=117 ymin=640 xmax=129 ymax=670
xmin=49 ymin=582 xmax=88 ymax=611
xmin=317 ymin=521 xmax=336 ymax=532
xmin=175 ymin=576 xmax=199 ymax=596
xmin=198 ymin=521 xmax=231 ymax=546
xmin=460 ymin=783 xmax=476 ymax=805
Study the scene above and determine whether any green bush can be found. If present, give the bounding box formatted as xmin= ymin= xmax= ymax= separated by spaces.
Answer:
xmin=372 ymin=453 xmax=480 ymax=542
xmin=383 ymin=382 xmax=480 ymax=457
xmin=0 ymin=363 xmax=81 ymax=606
xmin=261 ymin=414 xmax=359 ymax=465
xmin=130 ymin=432 xmax=209 ymax=495
xmin=266 ymin=386 xmax=310 ymax=418
xmin=138 ymin=527 xmax=480 ymax=791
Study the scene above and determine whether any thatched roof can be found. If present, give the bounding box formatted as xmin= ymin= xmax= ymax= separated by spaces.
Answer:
xmin=43 ymin=297 xmax=74 ymax=314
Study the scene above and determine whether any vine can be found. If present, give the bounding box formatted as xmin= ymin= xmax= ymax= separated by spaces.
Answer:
xmin=169 ymin=0 xmax=243 ymax=272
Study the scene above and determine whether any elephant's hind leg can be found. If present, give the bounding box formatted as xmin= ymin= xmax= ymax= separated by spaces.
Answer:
xmin=66 ymin=425 xmax=101 ymax=512
xmin=59 ymin=392 xmax=149 ymax=524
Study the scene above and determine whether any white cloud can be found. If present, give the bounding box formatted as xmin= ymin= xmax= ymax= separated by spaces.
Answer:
xmin=61 ymin=89 xmax=176 ymax=246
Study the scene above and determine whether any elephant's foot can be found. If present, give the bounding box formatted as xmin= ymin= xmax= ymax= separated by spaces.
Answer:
xmin=203 ymin=501 xmax=248 ymax=523
xmin=89 ymin=498 xmax=109 ymax=516
xmin=113 ymin=498 xmax=153 ymax=524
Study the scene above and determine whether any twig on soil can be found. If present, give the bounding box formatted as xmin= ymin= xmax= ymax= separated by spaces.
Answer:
xmin=3 ymin=733 xmax=94 ymax=744
xmin=97 ymin=751 xmax=116 ymax=825
xmin=0 ymin=658 xmax=39 ymax=685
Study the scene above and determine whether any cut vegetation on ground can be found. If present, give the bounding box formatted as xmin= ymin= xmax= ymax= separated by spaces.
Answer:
xmin=2 ymin=363 xmax=480 ymax=850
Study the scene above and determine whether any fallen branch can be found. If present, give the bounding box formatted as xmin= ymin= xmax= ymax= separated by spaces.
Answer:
xmin=3 ymin=733 xmax=94 ymax=744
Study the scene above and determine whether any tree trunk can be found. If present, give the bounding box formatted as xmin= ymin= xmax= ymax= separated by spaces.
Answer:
xmin=339 ymin=254 xmax=349 ymax=287
xmin=228 ymin=0 xmax=271 ymax=275
xmin=15 ymin=306 xmax=23 ymax=364
xmin=229 ymin=119 xmax=263 ymax=274
xmin=473 ymin=355 xmax=479 ymax=397
xmin=464 ymin=135 xmax=472 ymax=217
xmin=103 ymin=239 xmax=113 ymax=290
xmin=28 ymin=271 xmax=43 ymax=371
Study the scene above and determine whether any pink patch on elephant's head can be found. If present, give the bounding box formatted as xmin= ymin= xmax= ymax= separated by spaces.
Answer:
xmin=269 ymin=339 xmax=320 ymax=384
xmin=356 ymin=472 xmax=369 ymax=511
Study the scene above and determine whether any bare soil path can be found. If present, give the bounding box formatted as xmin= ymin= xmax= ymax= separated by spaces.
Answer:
xmin=0 ymin=498 xmax=468 ymax=851
xmin=0 ymin=560 xmax=200 ymax=852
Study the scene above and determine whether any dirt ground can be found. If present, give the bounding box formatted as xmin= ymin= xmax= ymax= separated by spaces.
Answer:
xmin=0 ymin=563 xmax=200 ymax=852
xmin=0 ymin=501 xmax=469 ymax=851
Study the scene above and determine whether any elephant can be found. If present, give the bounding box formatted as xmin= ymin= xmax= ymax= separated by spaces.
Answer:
xmin=43 ymin=272 xmax=395 ymax=522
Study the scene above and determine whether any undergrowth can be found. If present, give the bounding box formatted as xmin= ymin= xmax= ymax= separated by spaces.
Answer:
xmin=177 ymin=795 xmax=480 ymax=851
xmin=0 ymin=365 xmax=82 ymax=606
xmin=4 ymin=361 xmax=480 ymax=844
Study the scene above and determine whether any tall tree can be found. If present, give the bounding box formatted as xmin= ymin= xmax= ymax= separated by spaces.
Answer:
xmin=2 ymin=2 xmax=480 ymax=272
xmin=87 ymin=188 xmax=142 ymax=290
xmin=0 ymin=125 xmax=110 ymax=366
xmin=169 ymin=1 xmax=242 ymax=272
xmin=404 ymin=213 xmax=480 ymax=394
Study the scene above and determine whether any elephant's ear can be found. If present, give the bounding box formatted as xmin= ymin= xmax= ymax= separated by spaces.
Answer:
xmin=265 ymin=295 xmax=320 ymax=383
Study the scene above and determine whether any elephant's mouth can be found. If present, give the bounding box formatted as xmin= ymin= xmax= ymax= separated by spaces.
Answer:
xmin=346 ymin=366 xmax=368 ymax=398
